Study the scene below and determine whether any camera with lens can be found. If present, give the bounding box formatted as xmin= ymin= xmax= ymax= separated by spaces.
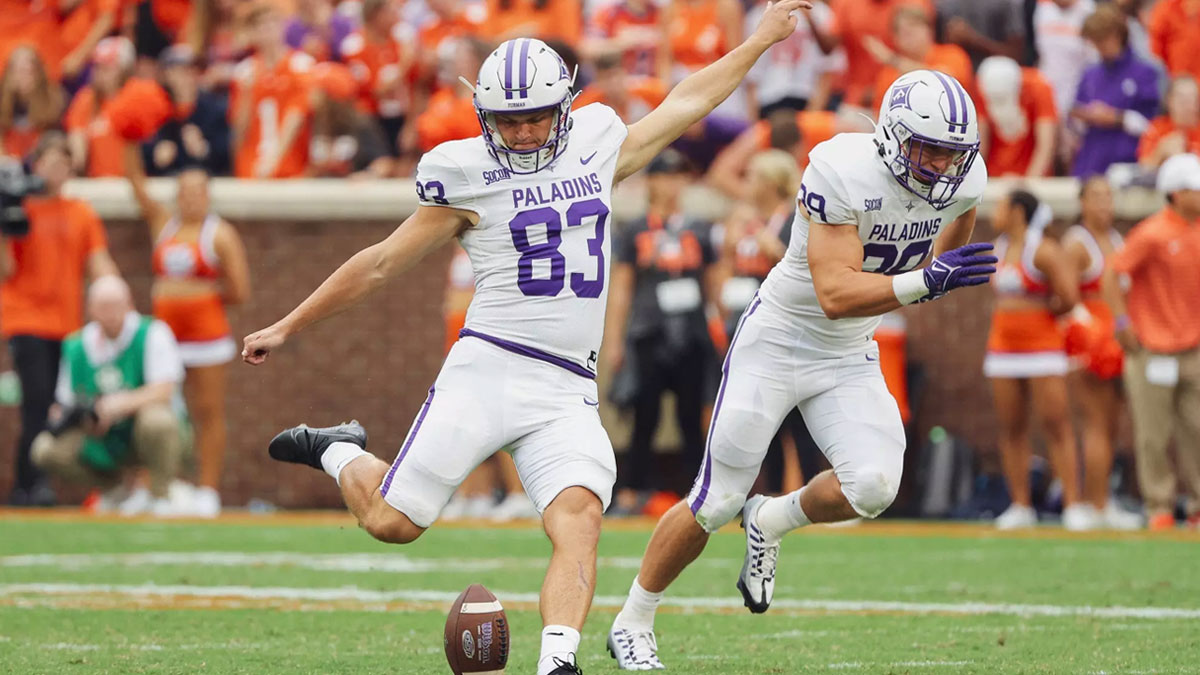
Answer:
xmin=0 ymin=158 xmax=46 ymax=237
xmin=47 ymin=403 xmax=98 ymax=437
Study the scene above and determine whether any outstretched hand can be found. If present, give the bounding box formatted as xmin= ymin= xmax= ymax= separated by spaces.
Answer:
xmin=752 ymin=0 xmax=813 ymax=46
xmin=242 ymin=324 xmax=289 ymax=366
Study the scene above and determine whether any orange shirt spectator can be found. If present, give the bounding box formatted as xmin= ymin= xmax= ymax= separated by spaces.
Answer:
xmin=59 ymin=0 xmax=120 ymax=82
xmin=230 ymin=51 xmax=314 ymax=179
xmin=585 ymin=0 xmax=661 ymax=77
xmin=64 ymin=38 xmax=135 ymax=178
xmin=1138 ymin=75 xmax=1200 ymax=168
xmin=829 ymin=0 xmax=932 ymax=109
xmin=976 ymin=58 xmax=1058 ymax=177
xmin=420 ymin=0 xmax=485 ymax=56
xmin=484 ymin=0 xmax=582 ymax=45
xmin=873 ymin=44 xmax=973 ymax=108
xmin=0 ymin=46 xmax=64 ymax=162
xmin=869 ymin=5 xmax=973 ymax=107
xmin=749 ymin=110 xmax=839 ymax=153
xmin=575 ymin=56 xmax=667 ymax=123
xmin=1111 ymin=206 xmax=1200 ymax=354
xmin=154 ymin=0 xmax=194 ymax=40
xmin=341 ymin=0 xmax=416 ymax=120
xmin=1148 ymin=0 xmax=1200 ymax=83
xmin=415 ymin=88 xmax=479 ymax=152
xmin=662 ymin=0 xmax=741 ymax=80
xmin=64 ymin=89 xmax=126 ymax=177
xmin=1 ymin=198 xmax=110 ymax=340
xmin=0 ymin=2 xmax=62 ymax=81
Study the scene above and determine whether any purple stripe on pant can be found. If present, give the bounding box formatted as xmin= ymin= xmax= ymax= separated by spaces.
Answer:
xmin=380 ymin=386 xmax=436 ymax=497
xmin=689 ymin=296 xmax=762 ymax=515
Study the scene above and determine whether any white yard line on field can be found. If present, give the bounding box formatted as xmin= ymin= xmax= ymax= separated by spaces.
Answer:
xmin=828 ymin=661 xmax=972 ymax=670
xmin=2 ymin=582 xmax=1200 ymax=620
xmin=0 ymin=551 xmax=725 ymax=572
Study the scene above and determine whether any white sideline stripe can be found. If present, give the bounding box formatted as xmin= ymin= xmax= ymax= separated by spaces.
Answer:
xmin=459 ymin=600 xmax=503 ymax=614
xmin=2 ymin=583 xmax=1199 ymax=620
xmin=0 ymin=552 xmax=506 ymax=574
xmin=829 ymin=661 xmax=972 ymax=670
xmin=0 ymin=552 xmax=686 ymax=572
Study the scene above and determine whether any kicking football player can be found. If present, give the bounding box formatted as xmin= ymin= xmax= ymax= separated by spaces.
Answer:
xmin=241 ymin=4 xmax=811 ymax=674
xmin=608 ymin=70 xmax=997 ymax=670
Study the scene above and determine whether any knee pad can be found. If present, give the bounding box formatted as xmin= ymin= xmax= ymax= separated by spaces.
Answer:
xmin=693 ymin=492 xmax=746 ymax=533
xmin=841 ymin=464 xmax=900 ymax=519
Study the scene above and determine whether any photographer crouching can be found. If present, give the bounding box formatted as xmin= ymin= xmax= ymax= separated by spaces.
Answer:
xmin=31 ymin=276 xmax=186 ymax=514
xmin=1 ymin=133 xmax=119 ymax=506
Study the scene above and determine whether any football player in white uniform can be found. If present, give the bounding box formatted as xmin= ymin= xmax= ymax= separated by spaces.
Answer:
xmin=608 ymin=70 xmax=997 ymax=670
xmin=240 ymin=4 xmax=811 ymax=674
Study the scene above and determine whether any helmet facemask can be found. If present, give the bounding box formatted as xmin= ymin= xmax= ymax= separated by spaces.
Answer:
xmin=476 ymin=97 xmax=574 ymax=174
xmin=884 ymin=117 xmax=978 ymax=210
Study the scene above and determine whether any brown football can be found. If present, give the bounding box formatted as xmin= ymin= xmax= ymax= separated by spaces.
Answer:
xmin=444 ymin=583 xmax=509 ymax=674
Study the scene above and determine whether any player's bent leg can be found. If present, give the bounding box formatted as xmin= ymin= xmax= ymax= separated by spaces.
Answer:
xmin=268 ymin=421 xmax=428 ymax=544
xmin=742 ymin=350 xmax=906 ymax=613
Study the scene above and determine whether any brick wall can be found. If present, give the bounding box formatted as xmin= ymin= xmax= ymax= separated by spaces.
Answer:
xmin=0 ymin=217 xmax=1129 ymax=507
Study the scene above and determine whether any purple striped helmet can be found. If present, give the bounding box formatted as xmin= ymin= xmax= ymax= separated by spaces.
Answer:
xmin=472 ymin=38 xmax=575 ymax=174
xmin=873 ymin=69 xmax=980 ymax=210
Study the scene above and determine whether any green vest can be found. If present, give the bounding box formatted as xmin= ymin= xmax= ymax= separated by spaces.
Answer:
xmin=64 ymin=316 xmax=152 ymax=472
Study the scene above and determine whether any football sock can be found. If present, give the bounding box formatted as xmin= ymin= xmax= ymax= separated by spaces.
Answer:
xmin=614 ymin=576 xmax=663 ymax=631
xmin=537 ymin=625 xmax=580 ymax=675
xmin=755 ymin=488 xmax=812 ymax=542
xmin=320 ymin=441 xmax=369 ymax=486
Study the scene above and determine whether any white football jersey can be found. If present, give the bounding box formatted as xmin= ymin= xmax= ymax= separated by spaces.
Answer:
xmin=757 ymin=132 xmax=988 ymax=350
xmin=414 ymin=103 xmax=628 ymax=377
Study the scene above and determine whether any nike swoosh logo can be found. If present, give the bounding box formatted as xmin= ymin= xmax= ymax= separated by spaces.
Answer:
xmin=547 ymin=632 xmax=565 ymax=637
xmin=583 ymin=397 xmax=599 ymax=407
xmin=581 ymin=151 xmax=597 ymax=165
xmin=865 ymin=354 xmax=877 ymax=362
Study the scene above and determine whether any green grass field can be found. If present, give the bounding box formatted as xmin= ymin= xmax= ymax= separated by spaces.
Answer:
xmin=1 ymin=513 xmax=1198 ymax=674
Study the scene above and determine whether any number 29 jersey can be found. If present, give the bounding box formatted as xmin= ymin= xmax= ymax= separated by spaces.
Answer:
xmin=757 ymin=132 xmax=988 ymax=350
xmin=414 ymin=103 xmax=628 ymax=377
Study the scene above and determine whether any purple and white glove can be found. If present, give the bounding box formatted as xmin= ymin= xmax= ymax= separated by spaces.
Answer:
xmin=892 ymin=242 xmax=997 ymax=305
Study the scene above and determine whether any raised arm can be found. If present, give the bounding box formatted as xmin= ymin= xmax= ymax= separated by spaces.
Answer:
xmin=242 ymin=205 xmax=472 ymax=364
xmin=615 ymin=0 xmax=811 ymax=182
xmin=123 ymin=143 xmax=172 ymax=237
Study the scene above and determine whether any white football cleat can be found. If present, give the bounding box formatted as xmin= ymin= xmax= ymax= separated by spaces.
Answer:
xmin=607 ymin=624 xmax=665 ymax=670
xmin=995 ymin=503 xmax=1037 ymax=530
xmin=737 ymin=494 xmax=779 ymax=614
xmin=1101 ymin=501 xmax=1143 ymax=530
xmin=1062 ymin=503 xmax=1100 ymax=531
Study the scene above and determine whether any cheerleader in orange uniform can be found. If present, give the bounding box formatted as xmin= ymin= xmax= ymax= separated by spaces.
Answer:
xmin=1062 ymin=177 xmax=1142 ymax=529
xmin=985 ymin=190 xmax=1087 ymax=530
xmin=124 ymin=144 xmax=250 ymax=517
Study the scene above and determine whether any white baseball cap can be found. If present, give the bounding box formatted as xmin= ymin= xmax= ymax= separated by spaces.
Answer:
xmin=1156 ymin=152 xmax=1200 ymax=194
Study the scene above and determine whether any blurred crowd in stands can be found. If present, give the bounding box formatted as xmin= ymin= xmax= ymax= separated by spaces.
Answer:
xmin=0 ymin=0 xmax=1196 ymax=184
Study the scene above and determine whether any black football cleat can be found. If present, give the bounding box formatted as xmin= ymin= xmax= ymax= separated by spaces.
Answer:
xmin=548 ymin=655 xmax=584 ymax=674
xmin=268 ymin=421 xmax=368 ymax=470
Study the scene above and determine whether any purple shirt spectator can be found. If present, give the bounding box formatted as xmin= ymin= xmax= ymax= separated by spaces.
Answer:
xmin=1072 ymin=47 xmax=1161 ymax=177
xmin=670 ymin=115 xmax=749 ymax=173
xmin=284 ymin=13 xmax=356 ymax=62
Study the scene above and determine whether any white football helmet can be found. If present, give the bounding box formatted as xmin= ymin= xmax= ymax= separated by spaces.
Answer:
xmin=874 ymin=69 xmax=980 ymax=210
xmin=471 ymin=38 xmax=575 ymax=174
